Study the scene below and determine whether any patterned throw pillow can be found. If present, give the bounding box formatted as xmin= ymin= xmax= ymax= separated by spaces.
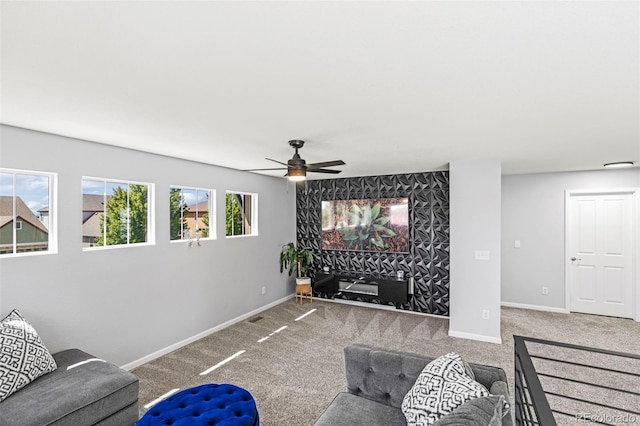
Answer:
xmin=0 ymin=309 xmax=57 ymax=402
xmin=433 ymin=395 xmax=509 ymax=426
xmin=401 ymin=352 xmax=489 ymax=426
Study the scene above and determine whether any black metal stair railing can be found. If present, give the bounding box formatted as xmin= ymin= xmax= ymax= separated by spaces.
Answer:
xmin=514 ymin=335 xmax=640 ymax=426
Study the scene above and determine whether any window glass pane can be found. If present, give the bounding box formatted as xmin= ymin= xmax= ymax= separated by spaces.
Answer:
xmin=182 ymin=188 xmax=198 ymax=239
xmin=83 ymin=178 xmax=151 ymax=248
xmin=240 ymin=194 xmax=252 ymax=234
xmin=170 ymin=187 xmax=213 ymax=241
xmin=82 ymin=179 xmax=104 ymax=247
xmin=169 ymin=188 xmax=185 ymax=241
xmin=0 ymin=173 xmax=14 ymax=254
xmin=195 ymin=190 xmax=209 ymax=238
xmin=226 ymin=192 xmax=255 ymax=237
xmin=15 ymin=174 xmax=49 ymax=253
xmin=128 ymin=184 xmax=148 ymax=244
xmin=104 ymin=182 xmax=129 ymax=246
xmin=226 ymin=193 xmax=240 ymax=236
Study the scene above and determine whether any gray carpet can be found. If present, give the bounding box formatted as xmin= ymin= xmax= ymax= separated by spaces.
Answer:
xmin=132 ymin=299 xmax=640 ymax=425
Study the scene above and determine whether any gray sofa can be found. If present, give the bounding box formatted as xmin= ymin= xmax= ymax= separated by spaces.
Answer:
xmin=0 ymin=349 xmax=139 ymax=426
xmin=315 ymin=344 xmax=512 ymax=426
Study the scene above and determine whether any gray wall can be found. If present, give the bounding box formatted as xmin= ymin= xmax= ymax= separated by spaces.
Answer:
xmin=501 ymin=168 xmax=640 ymax=309
xmin=449 ymin=160 xmax=502 ymax=343
xmin=0 ymin=125 xmax=296 ymax=367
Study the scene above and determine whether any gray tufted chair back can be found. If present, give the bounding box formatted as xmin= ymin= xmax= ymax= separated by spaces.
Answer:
xmin=344 ymin=343 xmax=508 ymax=409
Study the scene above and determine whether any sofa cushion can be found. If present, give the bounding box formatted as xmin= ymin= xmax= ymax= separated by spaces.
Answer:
xmin=433 ymin=395 xmax=509 ymax=426
xmin=0 ymin=309 xmax=57 ymax=402
xmin=314 ymin=392 xmax=407 ymax=426
xmin=0 ymin=349 xmax=139 ymax=426
xmin=401 ymin=353 xmax=489 ymax=425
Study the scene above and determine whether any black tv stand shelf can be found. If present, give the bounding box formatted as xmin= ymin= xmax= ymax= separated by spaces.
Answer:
xmin=313 ymin=273 xmax=410 ymax=305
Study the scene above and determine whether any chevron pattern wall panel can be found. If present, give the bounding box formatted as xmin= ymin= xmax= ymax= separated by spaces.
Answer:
xmin=296 ymin=171 xmax=450 ymax=316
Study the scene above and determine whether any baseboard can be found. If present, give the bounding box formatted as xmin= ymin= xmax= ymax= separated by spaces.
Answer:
xmin=448 ymin=330 xmax=502 ymax=345
xmin=501 ymin=301 xmax=569 ymax=314
xmin=120 ymin=294 xmax=294 ymax=371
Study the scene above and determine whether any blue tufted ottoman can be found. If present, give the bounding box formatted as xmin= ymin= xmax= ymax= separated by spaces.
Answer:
xmin=137 ymin=384 xmax=259 ymax=426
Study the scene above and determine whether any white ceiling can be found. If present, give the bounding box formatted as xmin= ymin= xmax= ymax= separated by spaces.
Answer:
xmin=1 ymin=1 xmax=638 ymax=179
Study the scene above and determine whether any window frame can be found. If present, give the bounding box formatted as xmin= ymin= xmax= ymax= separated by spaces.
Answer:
xmin=82 ymin=176 xmax=155 ymax=251
xmin=0 ymin=168 xmax=58 ymax=258
xmin=169 ymin=185 xmax=216 ymax=243
xmin=225 ymin=190 xmax=258 ymax=238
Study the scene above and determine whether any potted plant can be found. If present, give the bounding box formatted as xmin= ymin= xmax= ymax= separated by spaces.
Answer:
xmin=279 ymin=242 xmax=313 ymax=285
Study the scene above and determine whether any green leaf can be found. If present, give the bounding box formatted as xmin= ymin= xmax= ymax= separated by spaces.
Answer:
xmin=371 ymin=203 xmax=381 ymax=220
xmin=340 ymin=226 xmax=354 ymax=236
xmin=376 ymin=216 xmax=391 ymax=225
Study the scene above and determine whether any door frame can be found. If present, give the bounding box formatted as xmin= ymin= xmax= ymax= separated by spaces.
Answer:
xmin=564 ymin=188 xmax=640 ymax=322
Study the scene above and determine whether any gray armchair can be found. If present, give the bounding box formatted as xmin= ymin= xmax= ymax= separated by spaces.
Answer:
xmin=314 ymin=343 xmax=512 ymax=426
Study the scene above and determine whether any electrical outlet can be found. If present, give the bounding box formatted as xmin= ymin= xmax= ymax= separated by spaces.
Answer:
xmin=514 ymin=240 xmax=521 ymax=248
xmin=482 ymin=310 xmax=490 ymax=320
xmin=542 ymin=286 xmax=549 ymax=296
xmin=261 ymin=286 xmax=266 ymax=295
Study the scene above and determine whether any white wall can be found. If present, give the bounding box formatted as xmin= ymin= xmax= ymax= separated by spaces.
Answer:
xmin=501 ymin=168 xmax=640 ymax=311
xmin=0 ymin=125 xmax=296 ymax=367
xmin=449 ymin=160 xmax=502 ymax=343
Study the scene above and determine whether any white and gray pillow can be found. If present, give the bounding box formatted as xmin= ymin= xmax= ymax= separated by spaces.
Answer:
xmin=401 ymin=352 xmax=489 ymax=426
xmin=0 ymin=309 xmax=57 ymax=402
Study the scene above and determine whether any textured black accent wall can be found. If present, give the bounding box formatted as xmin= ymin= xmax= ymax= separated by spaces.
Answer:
xmin=296 ymin=171 xmax=450 ymax=316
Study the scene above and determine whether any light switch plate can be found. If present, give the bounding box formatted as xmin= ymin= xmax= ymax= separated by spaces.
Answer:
xmin=475 ymin=250 xmax=490 ymax=261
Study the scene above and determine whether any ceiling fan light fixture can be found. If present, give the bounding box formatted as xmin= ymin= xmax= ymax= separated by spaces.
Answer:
xmin=243 ymin=139 xmax=344 ymax=179
xmin=288 ymin=168 xmax=306 ymax=181
xmin=603 ymin=161 xmax=634 ymax=168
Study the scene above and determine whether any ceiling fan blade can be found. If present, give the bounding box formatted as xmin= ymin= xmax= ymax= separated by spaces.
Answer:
xmin=243 ymin=167 xmax=287 ymax=171
xmin=307 ymin=160 xmax=345 ymax=170
xmin=308 ymin=168 xmax=342 ymax=174
xmin=266 ymin=157 xmax=288 ymax=166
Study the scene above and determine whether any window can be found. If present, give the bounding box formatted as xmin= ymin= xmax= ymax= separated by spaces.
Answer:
xmin=82 ymin=177 xmax=154 ymax=249
xmin=226 ymin=191 xmax=257 ymax=237
xmin=170 ymin=186 xmax=215 ymax=241
xmin=0 ymin=169 xmax=56 ymax=256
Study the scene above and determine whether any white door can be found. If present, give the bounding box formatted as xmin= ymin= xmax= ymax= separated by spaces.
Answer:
xmin=568 ymin=192 xmax=634 ymax=318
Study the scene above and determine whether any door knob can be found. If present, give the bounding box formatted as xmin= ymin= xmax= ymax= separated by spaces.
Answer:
xmin=571 ymin=257 xmax=582 ymax=261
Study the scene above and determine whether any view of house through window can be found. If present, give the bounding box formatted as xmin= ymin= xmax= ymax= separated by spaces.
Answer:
xmin=0 ymin=169 xmax=55 ymax=256
xmin=170 ymin=187 xmax=214 ymax=241
xmin=226 ymin=192 xmax=257 ymax=237
xmin=82 ymin=178 xmax=152 ymax=248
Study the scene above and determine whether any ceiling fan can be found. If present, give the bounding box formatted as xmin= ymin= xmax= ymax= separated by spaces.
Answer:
xmin=245 ymin=140 xmax=345 ymax=181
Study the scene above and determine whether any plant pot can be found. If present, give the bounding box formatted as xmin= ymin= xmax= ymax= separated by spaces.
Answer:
xmin=296 ymin=277 xmax=311 ymax=285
